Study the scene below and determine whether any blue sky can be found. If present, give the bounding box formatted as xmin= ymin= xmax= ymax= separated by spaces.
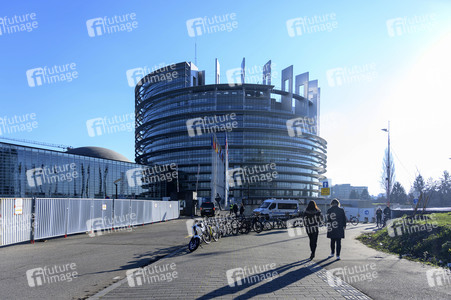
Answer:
xmin=1 ymin=0 xmax=450 ymax=195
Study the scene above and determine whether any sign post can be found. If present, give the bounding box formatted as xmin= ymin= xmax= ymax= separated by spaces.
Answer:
xmin=321 ymin=181 xmax=330 ymax=196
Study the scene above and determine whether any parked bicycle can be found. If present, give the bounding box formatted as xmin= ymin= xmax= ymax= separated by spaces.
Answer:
xmin=348 ymin=215 xmax=359 ymax=226
xmin=205 ymin=218 xmax=220 ymax=241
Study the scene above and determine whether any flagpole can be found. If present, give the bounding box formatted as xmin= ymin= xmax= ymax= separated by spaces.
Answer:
xmin=225 ymin=132 xmax=229 ymax=208
xmin=195 ymin=163 xmax=200 ymax=194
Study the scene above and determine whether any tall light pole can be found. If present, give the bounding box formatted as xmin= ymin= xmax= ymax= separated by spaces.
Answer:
xmin=114 ymin=178 xmax=122 ymax=200
xmin=381 ymin=121 xmax=390 ymax=206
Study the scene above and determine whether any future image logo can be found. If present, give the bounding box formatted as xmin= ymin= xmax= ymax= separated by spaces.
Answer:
xmin=286 ymin=13 xmax=337 ymax=37
xmin=186 ymin=113 xmax=238 ymax=137
xmin=126 ymin=164 xmax=178 ymax=187
xmin=26 ymin=63 xmax=78 ymax=87
xmin=26 ymin=263 xmax=78 ymax=287
xmin=126 ymin=263 xmax=178 ymax=287
xmin=386 ymin=215 xmax=438 ymax=237
xmin=26 ymin=163 xmax=78 ymax=187
xmin=86 ymin=13 xmax=138 ymax=37
xmin=126 ymin=167 xmax=145 ymax=187
xmin=86 ymin=113 xmax=135 ymax=137
xmin=186 ymin=13 xmax=238 ymax=37
xmin=0 ymin=13 xmax=38 ymax=36
xmin=426 ymin=268 xmax=450 ymax=288
xmin=227 ymin=164 xmax=278 ymax=188
xmin=225 ymin=63 xmax=277 ymax=87
xmin=126 ymin=64 xmax=178 ymax=87
xmin=226 ymin=264 xmax=278 ymax=287
xmin=326 ymin=263 xmax=378 ymax=287
xmin=326 ymin=63 xmax=377 ymax=87
xmin=386 ymin=14 xmax=437 ymax=37
xmin=86 ymin=217 xmax=106 ymax=237
xmin=126 ymin=68 xmax=146 ymax=87
xmin=286 ymin=116 xmax=318 ymax=137
xmin=0 ymin=113 xmax=38 ymax=136
xmin=86 ymin=214 xmax=136 ymax=237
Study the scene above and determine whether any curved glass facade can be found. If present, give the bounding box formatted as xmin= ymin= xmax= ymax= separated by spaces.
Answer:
xmin=135 ymin=62 xmax=327 ymax=203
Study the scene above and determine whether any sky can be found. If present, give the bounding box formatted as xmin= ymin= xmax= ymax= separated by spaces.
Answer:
xmin=1 ymin=0 xmax=450 ymax=196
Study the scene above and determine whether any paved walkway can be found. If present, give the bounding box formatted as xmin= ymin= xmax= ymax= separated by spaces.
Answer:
xmin=90 ymin=224 xmax=372 ymax=299
xmin=2 ymin=214 xmax=450 ymax=299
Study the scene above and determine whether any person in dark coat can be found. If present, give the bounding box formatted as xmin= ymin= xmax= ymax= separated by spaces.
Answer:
xmin=240 ymin=203 xmax=245 ymax=216
xmin=215 ymin=193 xmax=222 ymax=210
xmin=303 ymin=200 xmax=323 ymax=260
xmin=233 ymin=203 xmax=238 ymax=216
xmin=326 ymin=198 xmax=347 ymax=260
xmin=375 ymin=207 xmax=382 ymax=227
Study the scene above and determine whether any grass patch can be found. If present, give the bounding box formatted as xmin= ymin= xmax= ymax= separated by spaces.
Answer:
xmin=357 ymin=212 xmax=451 ymax=267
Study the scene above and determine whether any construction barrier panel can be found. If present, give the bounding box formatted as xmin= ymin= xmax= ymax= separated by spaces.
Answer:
xmin=0 ymin=198 xmax=179 ymax=246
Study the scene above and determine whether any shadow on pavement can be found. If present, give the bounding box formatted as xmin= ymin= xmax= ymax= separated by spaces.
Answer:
xmin=197 ymin=259 xmax=315 ymax=300
xmin=310 ymin=257 xmax=339 ymax=270
xmin=79 ymin=244 xmax=187 ymax=276
xmin=254 ymin=230 xmax=286 ymax=236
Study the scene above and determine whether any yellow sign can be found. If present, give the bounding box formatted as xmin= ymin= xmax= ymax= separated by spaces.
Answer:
xmin=321 ymin=188 xmax=330 ymax=196
xmin=14 ymin=198 xmax=23 ymax=215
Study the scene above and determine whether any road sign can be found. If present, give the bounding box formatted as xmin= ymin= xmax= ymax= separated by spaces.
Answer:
xmin=413 ymin=198 xmax=418 ymax=205
xmin=321 ymin=187 xmax=330 ymax=196
xmin=322 ymin=181 xmax=329 ymax=188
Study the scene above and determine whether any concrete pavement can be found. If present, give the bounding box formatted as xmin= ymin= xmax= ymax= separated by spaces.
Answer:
xmin=1 ymin=216 xmax=450 ymax=299
xmin=91 ymin=227 xmax=368 ymax=299
xmin=89 ymin=221 xmax=451 ymax=300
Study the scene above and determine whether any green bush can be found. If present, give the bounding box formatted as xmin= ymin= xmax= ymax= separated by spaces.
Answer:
xmin=357 ymin=213 xmax=451 ymax=267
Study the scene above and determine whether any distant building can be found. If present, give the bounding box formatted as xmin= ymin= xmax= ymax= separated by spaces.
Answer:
xmin=0 ymin=142 xmax=180 ymax=199
xmin=332 ymin=184 xmax=368 ymax=199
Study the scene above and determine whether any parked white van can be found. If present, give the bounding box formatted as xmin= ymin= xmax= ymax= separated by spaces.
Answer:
xmin=253 ymin=199 xmax=300 ymax=217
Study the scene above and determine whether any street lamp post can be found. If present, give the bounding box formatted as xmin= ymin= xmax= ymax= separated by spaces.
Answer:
xmin=381 ymin=121 xmax=390 ymax=206
xmin=114 ymin=178 xmax=122 ymax=199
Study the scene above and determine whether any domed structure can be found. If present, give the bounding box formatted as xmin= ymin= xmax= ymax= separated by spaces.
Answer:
xmin=66 ymin=146 xmax=131 ymax=162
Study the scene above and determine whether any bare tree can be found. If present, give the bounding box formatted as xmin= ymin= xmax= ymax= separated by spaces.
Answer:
xmin=380 ymin=148 xmax=395 ymax=203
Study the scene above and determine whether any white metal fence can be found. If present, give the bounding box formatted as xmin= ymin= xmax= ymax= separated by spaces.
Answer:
xmin=0 ymin=198 xmax=179 ymax=246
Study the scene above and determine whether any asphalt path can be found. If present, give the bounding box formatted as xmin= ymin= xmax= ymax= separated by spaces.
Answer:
xmin=0 ymin=219 xmax=190 ymax=300
xmin=1 ymin=216 xmax=450 ymax=299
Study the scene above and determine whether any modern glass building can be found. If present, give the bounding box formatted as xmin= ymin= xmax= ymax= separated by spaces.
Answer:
xmin=0 ymin=142 xmax=176 ymax=199
xmin=135 ymin=60 xmax=327 ymax=204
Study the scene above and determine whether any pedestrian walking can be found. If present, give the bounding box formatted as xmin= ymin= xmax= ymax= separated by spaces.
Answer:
xmin=326 ymin=198 xmax=347 ymax=260
xmin=376 ymin=206 xmax=382 ymax=227
xmin=383 ymin=204 xmax=391 ymax=226
xmin=233 ymin=203 xmax=238 ymax=216
xmin=303 ymin=200 xmax=323 ymax=260
xmin=240 ymin=203 xmax=245 ymax=216
xmin=215 ymin=193 xmax=222 ymax=210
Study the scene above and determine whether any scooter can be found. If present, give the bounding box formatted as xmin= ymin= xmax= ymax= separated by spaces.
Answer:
xmin=188 ymin=220 xmax=210 ymax=252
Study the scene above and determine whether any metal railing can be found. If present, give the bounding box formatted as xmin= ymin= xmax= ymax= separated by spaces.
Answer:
xmin=0 ymin=198 xmax=179 ymax=246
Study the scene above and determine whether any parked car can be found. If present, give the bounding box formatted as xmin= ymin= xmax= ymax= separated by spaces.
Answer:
xmin=253 ymin=199 xmax=300 ymax=218
xmin=200 ymin=202 xmax=217 ymax=217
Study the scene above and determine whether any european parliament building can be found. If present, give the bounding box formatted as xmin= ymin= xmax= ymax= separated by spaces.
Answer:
xmin=135 ymin=59 xmax=327 ymax=204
